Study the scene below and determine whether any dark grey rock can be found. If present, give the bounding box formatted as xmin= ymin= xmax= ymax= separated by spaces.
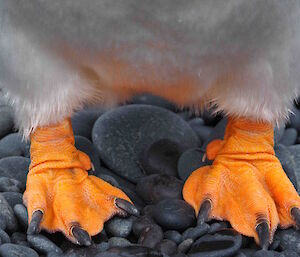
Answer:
xmin=136 ymin=174 xmax=183 ymax=205
xmin=92 ymin=105 xmax=198 ymax=182
xmin=13 ymin=204 xmax=28 ymax=230
xmin=208 ymin=222 xmax=230 ymax=234
xmin=182 ymin=223 xmax=210 ymax=240
xmin=2 ymin=192 xmax=23 ymax=208
xmin=177 ymin=238 xmax=194 ymax=253
xmin=0 ymin=193 xmax=18 ymax=232
xmin=108 ymin=245 xmax=164 ymax=257
xmin=0 ymin=243 xmax=39 ymax=257
xmin=0 ymin=229 xmax=10 ymax=243
xmin=132 ymin=215 xmax=155 ymax=237
xmin=108 ymin=237 xmax=131 ymax=248
xmin=95 ymin=252 xmax=120 ymax=257
xmin=164 ymin=230 xmax=182 ymax=245
xmin=279 ymin=128 xmax=298 ymax=146
xmin=95 ymin=242 xmax=109 ymax=252
xmin=275 ymin=228 xmax=300 ymax=254
xmin=153 ymin=199 xmax=196 ymax=231
xmin=138 ymin=224 xmax=164 ymax=248
xmin=201 ymin=109 xmax=223 ymax=127
xmin=0 ymin=106 xmax=14 ymax=140
xmin=105 ymin=216 xmax=134 ymax=238
xmin=0 ymin=157 xmax=30 ymax=187
xmin=238 ymin=248 xmax=257 ymax=257
xmin=74 ymin=135 xmax=101 ymax=175
xmin=177 ymin=148 xmax=208 ymax=181
xmin=188 ymin=229 xmax=242 ymax=257
xmin=130 ymin=93 xmax=177 ymax=111
xmin=190 ymin=125 xmax=213 ymax=145
xmin=155 ymin=239 xmax=177 ymax=256
xmin=64 ymin=245 xmax=102 ymax=257
xmin=11 ymin=232 xmax=27 ymax=245
xmin=71 ymin=107 xmax=104 ymax=140
xmin=289 ymin=108 xmax=300 ymax=133
xmin=177 ymin=111 xmax=193 ymax=121
xmin=281 ymin=250 xmax=299 ymax=257
xmin=0 ymin=177 xmax=23 ymax=193
xmin=252 ymin=250 xmax=283 ymax=257
xmin=139 ymin=139 xmax=184 ymax=177
xmin=0 ymin=133 xmax=30 ymax=159
xmin=98 ymin=174 xmax=119 ymax=188
xmin=141 ymin=205 xmax=155 ymax=217
xmin=27 ymin=234 xmax=63 ymax=255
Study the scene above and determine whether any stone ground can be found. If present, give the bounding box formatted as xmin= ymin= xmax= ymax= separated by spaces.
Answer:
xmin=0 ymin=94 xmax=300 ymax=256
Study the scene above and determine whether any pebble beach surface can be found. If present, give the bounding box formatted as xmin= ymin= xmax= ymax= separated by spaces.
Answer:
xmin=0 ymin=94 xmax=300 ymax=256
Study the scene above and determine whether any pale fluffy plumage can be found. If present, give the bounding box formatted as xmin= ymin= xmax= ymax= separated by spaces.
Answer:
xmin=0 ymin=0 xmax=300 ymax=137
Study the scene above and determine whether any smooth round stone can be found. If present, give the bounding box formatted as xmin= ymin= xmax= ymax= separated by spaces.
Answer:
xmin=11 ymin=232 xmax=27 ymax=245
xmin=13 ymin=204 xmax=28 ymax=230
xmin=130 ymin=93 xmax=177 ymax=111
xmin=0 ymin=243 xmax=38 ymax=257
xmin=0 ymin=194 xmax=18 ymax=232
xmin=182 ymin=223 xmax=210 ymax=240
xmin=178 ymin=238 xmax=194 ymax=253
xmin=153 ymin=199 xmax=196 ymax=231
xmin=74 ymin=136 xmax=101 ymax=175
xmin=105 ymin=216 xmax=134 ymax=238
xmin=132 ymin=215 xmax=155 ymax=237
xmin=0 ymin=177 xmax=23 ymax=193
xmin=208 ymin=222 xmax=229 ymax=234
xmin=177 ymin=148 xmax=208 ymax=181
xmin=92 ymin=105 xmax=198 ymax=182
xmin=164 ymin=230 xmax=183 ymax=245
xmin=139 ymin=139 xmax=184 ymax=177
xmin=138 ymin=224 xmax=164 ymax=248
xmin=71 ymin=107 xmax=104 ymax=140
xmin=188 ymin=229 xmax=242 ymax=257
xmin=108 ymin=237 xmax=131 ymax=248
xmin=281 ymin=250 xmax=299 ymax=257
xmin=108 ymin=245 xmax=163 ymax=257
xmin=275 ymin=144 xmax=299 ymax=191
xmin=274 ymin=228 xmax=300 ymax=254
xmin=0 ymin=157 xmax=30 ymax=187
xmin=0 ymin=133 xmax=30 ymax=159
xmin=0 ymin=229 xmax=10 ymax=243
xmin=177 ymin=111 xmax=193 ymax=121
xmin=2 ymin=192 xmax=23 ymax=208
xmin=95 ymin=242 xmax=109 ymax=252
xmin=155 ymin=239 xmax=177 ymax=256
xmin=279 ymin=128 xmax=298 ymax=146
xmin=0 ymin=106 xmax=14 ymax=140
xmin=27 ymin=234 xmax=63 ymax=255
xmin=141 ymin=205 xmax=155 ymax=217
xmin=191 ymin=125 xmax=213 ymax=145
xmin=136 ymin=174 xmax=183 ymax=205
xmin=252 ymin=250 xmax=283 ymax=257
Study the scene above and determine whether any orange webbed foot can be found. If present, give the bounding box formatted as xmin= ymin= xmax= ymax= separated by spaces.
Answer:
xmin=183 ymin=118 xmax=300 ymax=249
xmin=23 ymin=119 xmax=138 ymax=245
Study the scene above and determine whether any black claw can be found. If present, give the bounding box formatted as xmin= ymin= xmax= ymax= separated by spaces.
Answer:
xmin=291 ymin=207 xmax=300 ymax=227
xmin=115 ymin=198 xmax=140 ymax=217
xmin=72 ymin=226 xmax=91 ymax=246
xmin=27 ymin=210 xmax=43 ymax=235
xmin=197 ymin=200 xmax=211 ymax=225
xmin=256 ymin=221 xmax=270 ymax=250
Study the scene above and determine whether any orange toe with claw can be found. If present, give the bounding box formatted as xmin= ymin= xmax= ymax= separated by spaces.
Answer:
xmin=23 ymin=118 xmax=135 ymax=244
xmin=183 ymin=117 xmax=300 ymax=247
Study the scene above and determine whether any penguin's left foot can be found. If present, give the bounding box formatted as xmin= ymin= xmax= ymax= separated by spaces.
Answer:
xmin=183 ymin=117 xmax=300 ymax=249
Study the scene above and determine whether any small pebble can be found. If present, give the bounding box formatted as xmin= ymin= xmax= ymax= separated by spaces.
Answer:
xmin=11 ymin=232 xmax=27 ymax=245
xmin=27 ymin=234 xmax=63 ymax=255
xmin=0 ymin=177 xmax=23 ymax=193
xmin=208 ymin=222 xmax=229 ymax=234
xmin=108 ymin=245 xmax=163 ymax=256
xmin=0 ymin=243 xmax=39 ymax=257
xmin=13 ymin=204 xmax=28 ymax=230
xmin=153 ymin=199 xmax=196 ymax=231
xmin=252 ymin=250 xmax=283 ymax=257
xmin=138 ymin=224 xmax=164 ymax=248
xmin=0 ymin=106 xmax=14 ymax=139
xmin=279 ymin=128 xmax=298 ymax=146
xmin=0 ymin=193 xmax=18 ymax=232
xmin=2 ymin=192 xmax=23 ymax=208
xmin=0 ymin=229 xmax=10 ymax=243
xmin=0 ymin=133 xmax=30 ymax=159
xmin=178 ymin=238 xmax=194 ymax=253
xmin=108 ymin=237 xmax=132 ymax=248
xmin=164 ymin=230 xmax=183 ymax=244
xmin=274 ymin=228 xmax=300 ymax=254
xmin=132 ymin=215 xmax=155 ymax=237
xmin=105 ymin=216 xmax=134 ymax=238
xmin=136 ymin=174 xmax=183 ymax=205
xmin=182 ymin=223 xmax=210 ymax=240
xmin=155 ymin=239 xmax=177 ymax=256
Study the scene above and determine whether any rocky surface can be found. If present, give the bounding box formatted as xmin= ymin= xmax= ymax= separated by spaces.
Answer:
xmin=0 ymin=93 xmax=299 ymax=256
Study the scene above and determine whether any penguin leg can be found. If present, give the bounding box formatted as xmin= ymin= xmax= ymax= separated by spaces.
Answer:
xmin=183 ymin=117 xmax=300 ymax=249
xmin=23 ymin=118 xmax=139 ymax=245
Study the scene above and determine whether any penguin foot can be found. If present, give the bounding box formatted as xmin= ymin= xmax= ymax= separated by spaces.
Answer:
xmin=23 ymin=119 xmax=138 ymax=245
xmin=183 ymin=117 xmax=300 ymax=249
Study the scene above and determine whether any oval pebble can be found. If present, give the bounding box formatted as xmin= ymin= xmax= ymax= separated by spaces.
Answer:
xmin=252 ymin=249 xmax=284 ymax=257
xmin=279 ymin=128 xmax=297 ymax=146
xmin=178 ymin=238 xmax=194 ymax=253
xmin=108 ymin=237 xmax=132 ymax=248
xmin=188 ymin=229 xmax=242 ymax=257
xmin=0 ymin=194 xmax=18 ymax=232
xmin=0 ymin=106 xmax=14 ymax=139
xmin=0 ymin=243 xmax=38 ymax=257
xmin=177 ymin=148 xmax=208 ymax=181
xmin=27 ymin=234 xmax=63 ymax=255
xmin=108 ymin=245 xmax=164 ymax=257
xmin=274 ymin=228 xmax=300 ymax=254
xmin=136 ymin=174 xmax=183 ymax=205
xmin=0 ymin=229 xmax=10 ymax=244
xmin=0 ymin=177 xmax=23 ymax=193
xmin=155 ymin=239 xmax=177 ymax=256
xmin=105 ymin=216 xmax=134 ymax=238
xmin=182 ymin=223 xmax=210 ymax=240
xmin=138 ymin=224 xmax=163 ymax=248
xmin=0 ymin=133 xmax=30 ymax=159
xmin=132 ymin=215 xmax=155 ymax=237
xmin=139 ymin=139 xmax=184 ymax=177
xmin=208 ymin=222 xmax=230 ymax=234
xmin=11 ymin=232 xmax=27 ymax=245
xmin=13 ymin=204 xmax=28 ymax=230
xmin=153 ymin=199 xmax=196 ymax=231
xmin=164 ymin=230 xmax=183 ymax=245
xmin=92 ymin=105 xmax=198 ymax=182
xmin=2 ymin=192 xmax=23 ymax=208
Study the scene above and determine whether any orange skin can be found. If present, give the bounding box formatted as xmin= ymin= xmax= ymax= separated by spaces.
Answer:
xmin=23 ymin=118 xmax=130 ymax=243
xmin=183 ymin=118 xmax=300 ymax=244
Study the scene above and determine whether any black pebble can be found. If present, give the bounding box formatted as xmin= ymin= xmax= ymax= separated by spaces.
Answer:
xmin=0 ymin=193 xmax=18 ymax=232
xmin=11 ymin=232 xmax=28 ymax=246
xmin=0 ymin=243 xmax=39 ymax=257
xmin=182 ymin=223 xmax=210 ymax=241
xmin=252 ymin=249 xmax=284 ymax=257
xmin=27 ymin=234 xmax=63 ymax=255
xmin=153 ymin=199 xmax=196 ymax=231
xmin=138 ymin=224 xmax=164 ymax=248
xmin=139 ymin=139 xmax=184 ymax=177
xmin=0 ymin=177 xmax=23 ymax=193
xmin=13 ymin=204 xmax=28 ymax=230
xmin=0 ymin=229 xmax=10 ymax=244
xmin=274 ymin=228 xmax=300 ymax=254
xmin=0 ymin=133 xmax=30 ymax=159
xmin=2 ymin=192 xmax=23 ymax=208
xmin=105 ymin=216 xmax=134 ymax=238
xmin=132 ymin=215 xmax=155 ymax=237
xmin=155 ymin=239 xmax=177 ymax=256
xmin=164 ymin=230 xmax=183 ymax=245
xmin=108 ymin=237 xmax=131 ymax=248
xmin=0 ymin=106 xmax=14 ymax=140
xmin=279 ymin=128 xmax=298 ymax=146
xmin=136 ymin=174 xmax=183 ymax=205
xmin=188 ymin=229 xmax=242 ymax=257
